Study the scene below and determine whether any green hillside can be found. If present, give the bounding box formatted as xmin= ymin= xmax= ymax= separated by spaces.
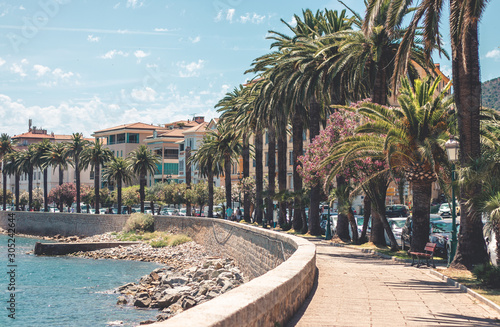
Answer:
xmin=482 ymin=77 xmax=500 ymax=110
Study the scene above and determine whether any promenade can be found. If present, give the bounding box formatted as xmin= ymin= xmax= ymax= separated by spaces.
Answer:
xmin=287 ymin=240 xmax=500 ymax=326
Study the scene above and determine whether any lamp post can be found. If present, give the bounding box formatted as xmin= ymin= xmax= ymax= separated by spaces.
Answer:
xmin=445 ymin=135 xmax=459 ymax=266
xmin=237 ymin=172 xmax=242 ymax=208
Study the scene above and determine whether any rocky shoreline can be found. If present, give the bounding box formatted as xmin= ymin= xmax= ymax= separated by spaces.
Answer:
xmin=2 ymin=230 xmax=246 ymax=326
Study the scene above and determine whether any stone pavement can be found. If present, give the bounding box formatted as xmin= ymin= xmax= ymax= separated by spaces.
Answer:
xmin=287 ymin=240 xmax=500 ymax=327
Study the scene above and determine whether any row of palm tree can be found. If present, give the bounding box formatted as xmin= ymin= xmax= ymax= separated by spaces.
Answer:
xmin=190 ymin=0 xmax=491 ymax=268
xmin=0 ymin=132 xmax=159 ymax=214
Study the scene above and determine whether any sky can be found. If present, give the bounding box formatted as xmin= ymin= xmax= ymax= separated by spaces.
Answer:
xmin=0 ymin=0 xmax=499 ymax=138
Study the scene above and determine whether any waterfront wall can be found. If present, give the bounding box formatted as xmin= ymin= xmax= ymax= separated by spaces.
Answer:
xmin=0 ymin=212 xmax=316 ymax=326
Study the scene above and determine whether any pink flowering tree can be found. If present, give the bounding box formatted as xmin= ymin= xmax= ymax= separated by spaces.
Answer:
xmin=48 ymin=183 xmax=77 ymax=212
xmin=299 ymin=107 xmax=399 ymax=249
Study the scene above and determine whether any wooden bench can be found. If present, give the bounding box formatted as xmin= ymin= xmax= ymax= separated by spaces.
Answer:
xmin=409 ymin=242 xmax=436 ymax=268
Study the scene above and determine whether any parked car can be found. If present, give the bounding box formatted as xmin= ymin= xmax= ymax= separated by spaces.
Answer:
xmin=385 ymin=217 xmax=407 ymax=246
xmin=401 ymin=214 xmax=442 ymax=250
xmin=386 ymin=205 xmax=409 ymax=218
xmin=428 ymin=219 xmax=459 ymax=258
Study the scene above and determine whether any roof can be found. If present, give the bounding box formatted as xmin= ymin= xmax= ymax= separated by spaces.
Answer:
xmin=182 ymin=122 xmax=208 ymax=134
xmin=164 ymin=120 xmax=199 ymax=129
xmin=93 ymin=122 xmax=164 ymax=135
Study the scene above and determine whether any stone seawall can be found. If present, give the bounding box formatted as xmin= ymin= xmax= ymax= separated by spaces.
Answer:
xmin=0 ymin=212 xmax=316 ymax=326
xmin=0 ymin=211 xmax=129 ymax=237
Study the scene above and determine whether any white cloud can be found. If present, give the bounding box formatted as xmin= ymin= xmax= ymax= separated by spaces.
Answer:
xmin=227 ymin=9 xmax=235 ymax=22
xmin=190 ymin=36 xmax=201 ymax=43
xmin=52 ymin=68 xmax=74 ymax=80
xmin=486 ymin=48 xmax=500 ymax=60
xmin=0 ymin=57 xmax=5 ymax=66
xmin=10 ymin=63 xmax=26 ymax=77
xmin=113 ymin=2 xmax=120 ymax=9
xmin=154 ymin=28 xmax=170 ymax=32
xmin=287 ymin=16 xmax=297 ymax=27
xmin=126 ymin=0 xmax=143 ymax=9
xmin=177 ymin=60 xmax=205 ymax=78
xmin=100 ymin=50 xmax=129 ymax=59
xmin=33 ymin=64 xmax=51 ymax=77
xmin=240 ymin=13 xmax=266 ymax=24
xmin=87 ymin=34 xmax=100 ymax=42
xmin=19 ymin=5 xmax=25 ymax=10
xmin=134 ymin=50 xmax=150 ymax=63
xmin=130 ymin=87 xmax=157 ymax=102
xmin=215 ymin=8 xmax=235 ymax=23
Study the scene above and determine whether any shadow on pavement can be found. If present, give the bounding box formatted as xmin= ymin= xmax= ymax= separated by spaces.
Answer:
xmin=408 ymin=313 xmax=500 ymax=326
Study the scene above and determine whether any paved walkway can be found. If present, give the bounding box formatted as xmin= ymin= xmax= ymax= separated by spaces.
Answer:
xmin=287 ymin=240 xmax=500 ymax=327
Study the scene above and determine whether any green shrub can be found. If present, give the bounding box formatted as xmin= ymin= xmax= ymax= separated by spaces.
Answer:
xmin=150 ymin=239 xmax=169 ymax=248
xmin=472 ymin=263 xmax=500 ymax=289
xmin=168 ymin=234 xmax=191 ymax=247
xmin=123 ymin=213 xmax=154 ymax=233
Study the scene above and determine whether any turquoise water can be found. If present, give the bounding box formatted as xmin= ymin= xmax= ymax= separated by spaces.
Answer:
xmin=0 ymin=234 xmax=161 ymax=327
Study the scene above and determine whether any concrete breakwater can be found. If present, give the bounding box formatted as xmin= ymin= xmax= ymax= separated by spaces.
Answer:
xmin=0 ymin=211 xmax=316 ymax=326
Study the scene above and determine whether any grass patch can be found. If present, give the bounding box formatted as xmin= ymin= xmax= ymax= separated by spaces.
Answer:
xmin=123 ymin=213 xmax=154 ymax=233
xmin=116 ymin=230 xmax=192 ymax=248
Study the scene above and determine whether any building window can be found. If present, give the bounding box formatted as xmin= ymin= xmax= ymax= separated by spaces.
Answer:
xmin=117 ymin=133 xmax=126 ymax=144
xmin=121 ymin=150 xmax=123 ymax=157
xmin=253 ymin=159 xmax=256 ymax=168
xmin=128 ymin=133 xmax=139 ymax=143
xmin=164 ymin=149 xmax=178 ymax=159
xmin=265 ymin=131 xmax=269 ymax=144
xmin=179 ymin=160 xmax=184 ymax=174
xmin=90 ymin=171 xmax=95 ymax=180
xmin=155 ymin=149 xmax=162 ymax=157
xmin=303 ymin=131 xmax=307 ymax=141
xmin=265 ymin=152 xmax=268 ymax=167
xmin=164 ymin=163 xmax=179 ymax=175
xmin=179 ymin=143 xmax=184 ymax=152
xmin=108 ymin=135 xmax=116 ymax=145
xmin=289 ymin=151 xmax=293 ymax=166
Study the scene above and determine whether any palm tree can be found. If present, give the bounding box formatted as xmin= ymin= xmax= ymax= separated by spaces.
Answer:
xmin=65 ymin=133 xmax=88 ymax=213
xmin=3 ymin=152 xmax=19 ymax=210
xmin=0 ymin=134 xmax=15 ymax=210
xmin=45 ymin=142 xmax=70 ymax=186
xmin=328 ymin=77 xmax=453 ymax=252
xmin=383 ymin=0 xmax=490 ymax=268
xmin=102 ymin=157 xmax=133 ymax=214
xmin=127 ymin=145 xmax=160 ymax=213
xmin=81 ymin=139 xmax=113 ymax=214
xmin=15 ymin=146 xmax=36 ymax=210
xmin=33 ymin=139 xmax=52 ymax=212
xmin=189 ymin=134 xmax=225 ymax=218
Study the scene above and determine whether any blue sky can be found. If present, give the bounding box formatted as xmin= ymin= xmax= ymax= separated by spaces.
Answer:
xmin=0 ymin=0 xmax=499 ymax=138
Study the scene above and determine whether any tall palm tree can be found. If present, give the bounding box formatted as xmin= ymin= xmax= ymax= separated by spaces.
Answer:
xmin=127 ymin=145 xmax=160 ymax=213
xmin=15 ymin=146 xmax=36 ymax=210
xmin=327 ymin=77 xmax=453 ymax=252
xmin=33 ymin=139 xmax=52 ymax=212
xmin=102 ymin=156 xmax=133 ymax=214
xmin=81 ymin=139 xmax=113 ymax=214
xmin=0 ymin=134 xmax=15 ymax=210
xmin=45 ymin=142 xmax=70 ymax=186
xmin=3 ymin=152 xmax=19 ymax=210
xmin=189 ymin=134 xmax=225 ymax=218
xmin=384 ymin=0 xmax=490 ymax=268
xmin=65 ymin=133 xmax=88 ymax=213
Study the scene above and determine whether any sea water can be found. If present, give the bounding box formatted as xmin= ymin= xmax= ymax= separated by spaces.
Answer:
xmin=0 ymin=234 xmax=161 ymax=327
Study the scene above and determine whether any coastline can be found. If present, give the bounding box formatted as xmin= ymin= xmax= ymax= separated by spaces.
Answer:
xmin=2 ymin=229 xmax=246 ymax=326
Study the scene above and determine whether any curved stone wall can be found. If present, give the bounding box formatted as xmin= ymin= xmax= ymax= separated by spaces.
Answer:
xmin=0 ymin=212 xmax=317 ymax=326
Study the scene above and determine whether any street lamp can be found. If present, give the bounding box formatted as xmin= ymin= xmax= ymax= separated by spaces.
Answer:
xmin=445 ymin=135 xmax=459 ymax=266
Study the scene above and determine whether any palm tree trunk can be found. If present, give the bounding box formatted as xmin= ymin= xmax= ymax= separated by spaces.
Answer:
xmin=28 ymin=167 xmax=33 ymax=210
xmin=117 ymin=178 xmax=122 ymax=214
xmin=185 ymin=146 xmax=192 ymax=216
xmin=242 ymin=133 xmax=251 ymax=222
xmin=2 ymin=170 xmax=6 ymax=211
xmin=94 ymin=164 xmax=100 ymax=214
xmin=224 ymin=154 xmax=232 ymax=213
xmin=371 ymin=57 xmax=388 ymax=106
xmin=208 ymin=166 xmax=214 ymax=218
xmin=43 ymin=168 xmax=48 ymax=212
xmin=292 ymin=108 xmax=304 ymax=232
xmin=360 ymin=195 xmax=371 ymax=242
xmin=140 ymin=172 xmax=146 ymax=213
xmin=266 ymin=124 xmax=276 ymax=226
xmin=76 ymin=158 xmax=81 ymax=213
xmin=15 ymin=173 xmax=19 ymax=211
xmin=365 ymin=177 xmax=390 ymax=246
xmin=451 ymin=16 xmax=488 ymax=268
xmin=410 ymin=180 xmax=432 ymax=252
xmin=254 ymin=130 xmax=263 ymax=224
xmin=58 ymin=165 xmax=63 ymax=185
xmin=277 ymin=123 xmax=287 ymax=227
xmin=308 ymin=100 xmax=322 ymax=236
xmin=336 ymin=176 xmax=350 ymax=241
